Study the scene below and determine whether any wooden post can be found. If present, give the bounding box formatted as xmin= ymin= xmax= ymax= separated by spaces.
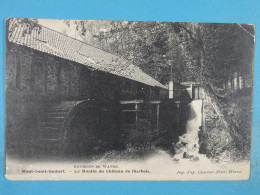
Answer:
xmin=231 ymin=75 xmax=234 ymax=91
xmin=190 ymin=84 xmax=193 ymax=99
xmin=156 ymin=103 xmax=160 ymax=137
xmin=237 ymin=72 xmax=240 ymax=90
xmin=135 ymin=103 xmax=138 ymax=122
xmin=234 ymin=73 xmax=238 ymax=91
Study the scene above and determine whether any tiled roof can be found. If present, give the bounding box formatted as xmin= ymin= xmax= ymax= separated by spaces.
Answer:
xmin=8 ymin=22 xmax=166 ymax=89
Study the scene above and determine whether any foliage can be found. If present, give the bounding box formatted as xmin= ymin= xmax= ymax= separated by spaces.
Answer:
xmin=199 ymin=91 xmax=252 ymax=161
xmin=69 ymin=21 xmax=254 ymax=91
xmin=222 ymin=92 xmax=252 ymax=159
xmin=72 ymin=21 xmax=254 ymax=160
xmin=199 ymin=126 xmax=234 ymax=159
xmin=177 ymin=23 xmax=254 ymax=161
xmin=123 ymin=119 xmax=156 ymax=149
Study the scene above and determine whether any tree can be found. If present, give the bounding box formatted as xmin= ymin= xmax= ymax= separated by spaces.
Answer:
xmin=177 ymin=22 xmax=254 ymax=159
xmin=83 ymin=20 xmax=254 ymax=159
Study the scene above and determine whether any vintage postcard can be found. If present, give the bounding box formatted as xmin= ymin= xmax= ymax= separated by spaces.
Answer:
xmin=5 ymin=18 xmax=255 ymax=180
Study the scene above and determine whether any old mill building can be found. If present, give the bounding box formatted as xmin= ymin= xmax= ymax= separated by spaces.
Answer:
xmin=5 ymin=21 xmax=170 ymax=157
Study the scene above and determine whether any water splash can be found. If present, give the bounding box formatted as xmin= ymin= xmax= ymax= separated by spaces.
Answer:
xmin=174 ymin=100 xmax=209 ymax=163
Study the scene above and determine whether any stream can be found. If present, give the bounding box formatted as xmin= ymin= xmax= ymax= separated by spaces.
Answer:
xmin=173 ymin=99 xmax=211 ymax=164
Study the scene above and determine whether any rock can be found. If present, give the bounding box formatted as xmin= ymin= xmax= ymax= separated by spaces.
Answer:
xmin=190 ymin=156 xmax=199 ymax=162
xmin=175 ymin=142 xmax=184 ymax=150
xmin=172 ymin=158 xmax=180 ymax=162
xmin=183 ymin=152 xmax=200 ymax=161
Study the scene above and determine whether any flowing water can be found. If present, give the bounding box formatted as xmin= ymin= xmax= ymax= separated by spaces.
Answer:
xmin=173 ymin=99 xmax=211 ymax=164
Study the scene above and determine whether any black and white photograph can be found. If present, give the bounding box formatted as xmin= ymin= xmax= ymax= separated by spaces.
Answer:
xmin=5 ymin=18 xmax=255 ymax=180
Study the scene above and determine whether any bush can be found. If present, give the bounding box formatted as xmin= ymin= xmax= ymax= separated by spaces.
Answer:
xmin=199 ymin=91 xmax=252 ymax=162
xmin=222 ymin=94 xmax=252 ymax=160
xmin=124 ymin=119 xmax=156 ymax=149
